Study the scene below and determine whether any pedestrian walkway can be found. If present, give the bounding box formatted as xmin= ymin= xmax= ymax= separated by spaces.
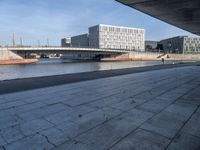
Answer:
xmin=0 ymin=66 xmax=200 ymax=150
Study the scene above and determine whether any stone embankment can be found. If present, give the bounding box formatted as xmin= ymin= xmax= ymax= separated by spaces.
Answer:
xmin=0 ymin=59 xmax=38 ymax=65
xmin=0 ymin=49 xmax=23 ymax=60
xmin=0 ymin=49 xmax=38 ymax=65
xmin=102 ymin=52 xmax=200 ymax=61
xmin=164 ymin=54 xmax=200 ymax=61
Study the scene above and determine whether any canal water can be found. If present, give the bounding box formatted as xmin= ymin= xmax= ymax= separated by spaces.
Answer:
xmin=0 ymin=59 xmax=176 ymax=81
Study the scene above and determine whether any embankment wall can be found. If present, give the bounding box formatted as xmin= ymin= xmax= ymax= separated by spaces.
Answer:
xmin=0 ymin=49 xmax=23 ymax=60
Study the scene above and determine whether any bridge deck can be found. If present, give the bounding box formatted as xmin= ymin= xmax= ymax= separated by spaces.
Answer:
xmin=2 ymin=47 xmax=132 ymax=54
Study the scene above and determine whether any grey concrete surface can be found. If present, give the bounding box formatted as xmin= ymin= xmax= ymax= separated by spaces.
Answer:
xmin=0 ymin=66 xmax=200 ymax=150
xmin=117 ymin=0 xmax=200 ymax=35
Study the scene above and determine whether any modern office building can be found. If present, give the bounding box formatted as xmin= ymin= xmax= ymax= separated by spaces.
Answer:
xmin=61 ymin=38 xmax=71 ymax=47
xmin=158 ymin=36 xmax=200 ymax=53
xmin=61 ymin=24 xmax=145 ymax=51
xmin=71 ymin=34 xmax=89 ymax=47
xmin=89 ymin=24 xmax=145 ymax=51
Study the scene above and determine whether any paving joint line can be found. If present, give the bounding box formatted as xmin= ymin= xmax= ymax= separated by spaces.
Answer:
xmin=165 ymin=85 xmax=200 ymax=149
xmin=106 ymin=81 xmax=193 ymax=149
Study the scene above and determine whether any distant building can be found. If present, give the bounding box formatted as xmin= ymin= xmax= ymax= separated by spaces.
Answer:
xmin=61 ymin=38 xmax=71 ymax=47
xmin=158 ymin=36 xmax=200 ymax=53
xmin=61 ymin=24 xmax=145 ymax=51
xmin=71 ymin=34 xmax=89 ymax=48
xmin=145 ymin=41 xmax=158 ymax=52
xmin=89 ymin=24 xmax=145 ymax=51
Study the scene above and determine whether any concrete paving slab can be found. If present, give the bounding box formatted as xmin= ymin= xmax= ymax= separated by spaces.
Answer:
xmin=137 ymin=98 xmax=173 ymax=113
xmin=164 ymin=103 xmax=197 ymax=122
xmin=0 ymin=100 xmax=26 ymax=111
xmin=20 ymin=119 xmax=54 ymax=136
xmin=0 ymin=125 xmax=24 ymax=144
xmin=52 ymin=141 xmax=96 ymax=150
xmin=73 ymin=107 xmax=122 ymax=131
xmin=18 ymin=107 xmax=48 ymax=121
xmin=0 ymin=115 xmax=22 ymax=130
xmin=13 ymin=102 xmax=46 ymax=114
xmin=110 ymin=97 xmax=147 ymax=111
xmin=176 ymin=97 xmax=200 ymax=105
xmin=18 ymin=103 xmax=70 ymax=121
xmin=119 ymin=108 xmax=153 ymax=126
xmin=45 ymin=110 xmax=72 ymax=125
xmin=0 ymin=97 xmax=6 ymax=104
xmin=88 ymin=96 xmax=124 ymax=108
xmin=45 ymin=105 xmax=96 ymax=125
xmin=182 ymin=112 xmax=200 ymax=138
xmin=55 ymin=121 xmax=86 ymax=138
xmin=110 ymin=129 xmax=170 ymax=150
xmin=40 ymin=127 xmax=70 ymax=146
xmin=0 ymin=135 xmax=6 ymax=146
xmin=141 ymin=111 xmax=184 ymax=138
xmin=75 ymin=117 xmax=138 ymax=150
xmin=167 ymin=132 xmax=200 ymax=150
xmin=197 ymin=107 xmax=200 ymax=114
xmin=5 ymin=134 xmax=54 ymax=150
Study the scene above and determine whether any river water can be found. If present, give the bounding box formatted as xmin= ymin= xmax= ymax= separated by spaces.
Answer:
xmin=0 ymin=59 xmax=177 ymax=81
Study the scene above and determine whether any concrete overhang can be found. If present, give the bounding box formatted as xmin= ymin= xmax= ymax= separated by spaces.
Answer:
xmin=116 ymin=0 xmax=200 ymax=35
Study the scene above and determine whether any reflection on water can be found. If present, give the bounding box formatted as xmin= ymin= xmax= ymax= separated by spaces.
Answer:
xmin=0 ymin=58 xmax=175 ymax=81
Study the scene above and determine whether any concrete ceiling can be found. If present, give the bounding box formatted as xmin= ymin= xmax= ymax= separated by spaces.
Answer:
xmin=116 ymin=0 xmax=200 ymax=36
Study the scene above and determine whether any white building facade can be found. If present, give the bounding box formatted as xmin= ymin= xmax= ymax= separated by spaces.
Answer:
xmin=89 ymin=24 xmax=145 ymax=51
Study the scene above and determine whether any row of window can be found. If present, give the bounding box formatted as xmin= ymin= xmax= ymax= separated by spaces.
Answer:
xmin=100 ymin=32 xmax=143 ymax=36
xmin=100 ymin=45 xmax=144 ymax=50
xmin=99 ymin=26 xmax=144 ymax=34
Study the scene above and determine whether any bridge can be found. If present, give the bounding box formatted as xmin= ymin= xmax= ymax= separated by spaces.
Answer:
xmin=0 ymin=46 xmax=168 ymax=62
xmin=116 ymin=0 xmax=200 ymax=35
xmin=0 ymin=47 xmax=132 ymax=61
xmin=4 ymin=47 xmax=131 ymax=54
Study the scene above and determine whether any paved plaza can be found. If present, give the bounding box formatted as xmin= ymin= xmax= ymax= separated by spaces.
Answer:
xmin=0 ymin=66 xmax=200 ymax=150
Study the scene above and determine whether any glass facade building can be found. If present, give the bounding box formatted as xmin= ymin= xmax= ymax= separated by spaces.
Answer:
xmin=158 ymin=36 xmax=200 ymax=54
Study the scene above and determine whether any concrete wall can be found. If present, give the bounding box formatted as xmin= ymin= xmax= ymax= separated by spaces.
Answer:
xmin=130 ymin=52 xmax=200 ymax=61
xmin=129 ymin=52 xmax=162 ymax=60
xmin=102 ymin=52 xmax=162 ymax=61
xmin=166 ymin=54 xmax=200 ymax=61
xmin=0 ymin=49 xmax=23 ymax=60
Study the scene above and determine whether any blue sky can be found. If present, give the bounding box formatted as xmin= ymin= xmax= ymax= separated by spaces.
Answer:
xmin=0 ymin=0 xmax=198 ymax=46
